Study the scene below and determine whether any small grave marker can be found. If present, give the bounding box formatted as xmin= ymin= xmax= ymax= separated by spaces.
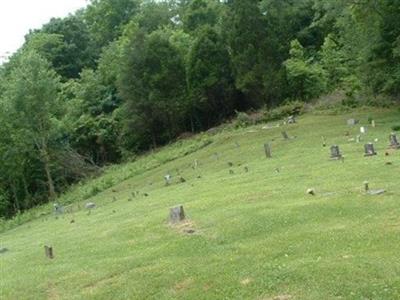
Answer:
xmin=389 ymin=133 xmax=400 ymax=149
xmin=164 ymin=174 xmax=172 ymax=186
xmin=287 ymin=116 xmax=296 ymax=124
xmin=44 ymin=245 xmax=54 ymax=259
xmin=53 ymin=203 xmax=64 ymax=215
xmin=330 ymin=145 xmax=342 ymax=160
xmin=264 ymin=143 xmax=272 ymax=158
xmin=347 ymin=119 xmax=359 ymax=126
xmin=282 ymin=131 xmax=289 ymax=140
xmin=85 ymin=202 xmax=96 ymax=209
xmin=169 ymin=205 xmax=185 ymax=223
xmin=364 ymin=181 xmax=385 ymax=195
xmin=371 ymin=120 xmax=376 ymax=128
xmin=360 ymin=126 xmax=367 ymax=134
xmin=364 ymin=143 xmax=377 ymax=156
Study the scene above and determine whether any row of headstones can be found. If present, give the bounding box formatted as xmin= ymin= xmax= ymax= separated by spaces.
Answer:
xmin=330 ymin=133 xmax=399 ymax=159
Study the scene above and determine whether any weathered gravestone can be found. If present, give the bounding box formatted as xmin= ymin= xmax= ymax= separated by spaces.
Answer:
xmin=287 ymin=116 xmax=296 ymax=124
xmin=330 ymin=145 xmax=342 ymax=160
xmin=44 ymin=245 xmax=54 ymax=259
xmin=364 ymin=181 xmax=385 ymax=195
xmin=164 ymin=174 xmax=172 ymax=186
xmin=53 ymin=203 xmax=64 ymax=215
xmin=360 ymin=126 xmax=367 ymax=134
xmin=389 ymin=133 xmax=400 ymax=149
xmin=364 ymin=143 xmax=377 ymax=156
xmin=85 ymin=202 xmax=96 ymax=209
xmin=169 ymin=205 xmax=185 ymax=223
xmin=282 ymin=131 xmax=289 ymax=140
xmin=347 ymin=119 xmax=359 ymax=126
xmin=264 ymin=143 xmax=272 ymax=158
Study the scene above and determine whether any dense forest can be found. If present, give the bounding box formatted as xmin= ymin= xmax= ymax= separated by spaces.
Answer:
xmin=0 ymin=0 xmax=399 ymax=218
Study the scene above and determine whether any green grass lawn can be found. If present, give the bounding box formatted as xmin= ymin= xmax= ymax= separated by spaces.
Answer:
xmin=1 ymin=108 xmax=400 ymax=299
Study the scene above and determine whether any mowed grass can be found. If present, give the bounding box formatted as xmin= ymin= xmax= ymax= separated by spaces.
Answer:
xmin=1 ymin=108 xmax=400 ymax=300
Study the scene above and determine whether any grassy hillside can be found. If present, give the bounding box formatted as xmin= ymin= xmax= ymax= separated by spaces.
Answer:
xmin=1 ymin=108 xmax=400 ymax=299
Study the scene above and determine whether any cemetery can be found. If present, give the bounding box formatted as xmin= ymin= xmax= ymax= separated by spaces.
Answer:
xmin=1 ymin=109 xmax=399 ymax=299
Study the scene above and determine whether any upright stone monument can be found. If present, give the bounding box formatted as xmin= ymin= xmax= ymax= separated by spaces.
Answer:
xmin=330 ymin=145 xmax=342 ymax=160
xmin=389 ymin=133 xmax=400 ymax=149
xmin=44 ymin=245 xmax=54 ymax=259
xmin=264 ymin=143 xmax=272 ymax=158
xmin=364 ymin=143 xmax=377 ymax=156
xmin=169 ymin=205 xmax=185 ymax=223
xmin=282 ymin=131 xmax=289 ymax=140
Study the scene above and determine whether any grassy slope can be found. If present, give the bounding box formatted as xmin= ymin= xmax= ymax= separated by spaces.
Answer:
xmin=1 ymin=108 xmax=400 ymax=300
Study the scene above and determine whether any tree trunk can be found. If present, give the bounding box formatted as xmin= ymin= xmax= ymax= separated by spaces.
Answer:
xmin=39 ymin=140 xmax=56 ymax=200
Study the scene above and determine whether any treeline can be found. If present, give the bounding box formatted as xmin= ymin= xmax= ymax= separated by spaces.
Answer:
xmin=0 ymin=0 xmax=399 ymax=217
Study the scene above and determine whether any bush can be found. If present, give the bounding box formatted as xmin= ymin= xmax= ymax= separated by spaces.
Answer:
xmin=263 ymin=101 xmax=305 ymax=122
xmin=392 ymin=125 xmax=400 ymax=131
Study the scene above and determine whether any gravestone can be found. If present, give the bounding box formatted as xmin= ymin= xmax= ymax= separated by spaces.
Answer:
xmin=364 ymin=181 xmax=385 ymax=195
xmin=85 ymin=202 xmax=96 ymax=209
xmin=389 ymin=133 xmax=400 ymax=149
xmin=356 ymin=135 xmax=361 ymax=143
xmin=330 ymin=145 xmax=342 ymax=160
xmin=282 ymin=131 xmax=289 ymax=140
xmin=44 ymin=245 xmax=54 ymax=259
xmin=264 ymin=143 xmax=272 ymax=158
xmin=164 ymin=174 xmax=172 ymax=186
xmin=360 ymin=126 xmax=367 ymax=134
xmin=169 ymin=205 xmax=185 ymax=223
xmin=364 ymin=143 xmax=377 ymax=156
xmin=371 ymin=120 xmax=376 ymax=128
xmin=53 ymin=203 xmax=64 ymax=215
xmin=347 ymin=119 xmax=358 ymax=126
xmin=306 ymin=188 xmax=315 ymax=196
xmin=287 ymin=116 xmax=296 ymax=124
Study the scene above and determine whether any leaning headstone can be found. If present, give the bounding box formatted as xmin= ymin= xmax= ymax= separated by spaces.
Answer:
xmin=282 ymin=131 xmax=289 ymax=140
xmin=44 ymin=245 xmax=54 ymax=259
xmin=169 ymin=205 xmax=185 ymax=223
xmin=264 ymin=143 xmax=272 ymax=158
xmin=347 ymin=119 xmax=358 ymax=126
xmin=330 ymin=145 xmax=342 ymax=160
xmin=364 ymin=143 xmax=377 ymax=156
xmin=389 ymin=133 xmax=400 ymax=149
xmin=85 ymin=202 xmax=96 ymax=209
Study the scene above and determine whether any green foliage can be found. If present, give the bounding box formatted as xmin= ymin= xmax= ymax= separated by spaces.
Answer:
xmin=284 ymin=40 xmax=328 ymax=101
